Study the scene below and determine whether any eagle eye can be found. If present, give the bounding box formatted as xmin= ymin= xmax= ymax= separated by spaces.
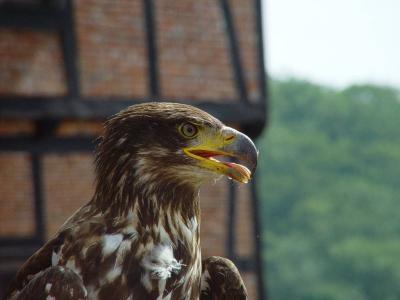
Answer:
xmin=179 ymin=122 xmax=198 ymax=138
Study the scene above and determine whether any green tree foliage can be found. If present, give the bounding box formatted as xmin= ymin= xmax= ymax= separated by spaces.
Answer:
xmin=257 ymin=79 xmax=400 ymax=300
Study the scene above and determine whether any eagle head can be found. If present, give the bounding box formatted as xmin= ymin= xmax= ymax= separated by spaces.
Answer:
xmin=97 ymin=102 xmax=257 ymax=181
xmin=94 ymin=102 xmax=258 ymax=213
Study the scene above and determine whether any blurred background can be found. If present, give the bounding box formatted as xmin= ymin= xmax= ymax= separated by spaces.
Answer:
xmin=1 ymin=0 xmax=399 ymax=299
xmin=259 ymin=0 xmax=400 ymax=299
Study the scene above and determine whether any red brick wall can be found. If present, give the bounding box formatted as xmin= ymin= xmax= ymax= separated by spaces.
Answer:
xmin=0 ymin=120 xmax=34 ymax=135
xmin=0 ymin=29 xmax=66 ymax=96
xmin=56 ymin=120 xmax=103 ymax=136
xmin=75 ymin=0 xmax=148 ymax=97
xmin=235 ymin=184 xmax=255 ymax=257
xmin=0 ymin=153 xmax=34 ymax=237
xmin=229 ymin=0 xmax=261 ymax=102
xmin=200 ymin=179 xmax=229 ymax=258
xmin=156 ymin=0 xmax=236 ymax=101
xmin=42 ymin=153 xmax=95 ymax=238
xmin=0 ymin=1 xmax=262 ymax=101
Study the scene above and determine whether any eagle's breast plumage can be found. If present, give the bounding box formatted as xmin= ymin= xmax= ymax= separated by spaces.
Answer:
xmin=49 ymin=193 xmax=202 ymax=299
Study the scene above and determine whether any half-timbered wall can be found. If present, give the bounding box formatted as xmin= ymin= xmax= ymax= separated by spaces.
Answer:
xmin=0 ymin=1 xmax=266 ymax=298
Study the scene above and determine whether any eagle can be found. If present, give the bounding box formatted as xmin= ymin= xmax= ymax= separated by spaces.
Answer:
xmin=5 ymin=102 xmax=257 ymax=300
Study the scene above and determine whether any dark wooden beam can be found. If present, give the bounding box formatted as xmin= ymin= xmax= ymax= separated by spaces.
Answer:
xmin=0 ymin=137 xmax=95 ymax=153
xmin=0 ymin=97 xmax=140 ymax=120
xmin=219 ymin=0 xmax=248 ymax=103
xmin=60 ymin=0 xmax=80 ymax=97
xmin=242 ymin=120 xmax=266 ymax=141
xmin=251 ymin=171 xmax=267 ymax=300
xmin=0 ymin=237 xmax=41 ymax=249
xmin=31 ymin=153 xmax=45 ymax=244
xmin=254 ymin=0 xmax=268 ymax=298
xmin=143 ymin=0 xmax=159 ymax=97
xmin=255 ymin=0 xmax=269 ymax=129
xmin=35 ymin=119 xmax=60 ymax=137
xmin=0 ymin=97 xmax=265 ymax=125
xmin=0 ymin=3 xmax=62 ymax=31
xmin=232 ymin=257 xmax=256 ymax=273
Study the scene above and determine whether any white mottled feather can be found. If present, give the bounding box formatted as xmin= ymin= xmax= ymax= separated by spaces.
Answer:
xmin=102 ymin=234 xmax=123 ymax=256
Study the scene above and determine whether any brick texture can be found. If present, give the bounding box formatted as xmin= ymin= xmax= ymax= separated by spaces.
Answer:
xmin=229 ymin=0 xmax=261 ymax=102
xmin=75 ymin=0 xmax=148 ymax=97
xmin=42 ymin=153 xmax=95 ymax=238
xmin=0 ymin=120 xmax=34 ymax=136
xmin=56 ymin=120 xmax=103 ymax=136
xmin=0 ymin=1 xmax=262 ymax=102
xmin=242 ymin=272 xmax=259 ymax=300
xmin=200 ymin=178 xmax=229 ymax=258
xmin=156 ymin=0 xmax=236 ymax=101
xmin=0 ymin=29 xmax=66 ymax=96
xmin=0 ymin=153 xmax=34 ymax=236
xmin=235 ymin=183 xmax=255 ymax=257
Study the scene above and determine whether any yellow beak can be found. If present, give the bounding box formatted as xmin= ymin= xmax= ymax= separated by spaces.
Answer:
xmin=183 ymin=127 xmax=258 ymax=183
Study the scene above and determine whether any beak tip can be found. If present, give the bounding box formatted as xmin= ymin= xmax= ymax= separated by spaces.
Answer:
xmin=221 ymin=126 xmax=259 ymax=182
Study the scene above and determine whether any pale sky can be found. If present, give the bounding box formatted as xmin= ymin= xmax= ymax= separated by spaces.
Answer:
xmin=263 ymin=0 xmax=400 ymax=88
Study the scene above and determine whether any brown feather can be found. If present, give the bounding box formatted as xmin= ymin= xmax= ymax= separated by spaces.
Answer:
xmin=5 ymin=103 xmax=246 ymax=300
xmin=9 ymin=266 xmax=86 ymax=300
xmin=200 ymin=256 xmax=248 ymax=300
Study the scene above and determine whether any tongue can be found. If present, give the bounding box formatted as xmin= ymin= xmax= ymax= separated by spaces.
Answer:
xmin=223 ymin=162 xmax=251 ymax=183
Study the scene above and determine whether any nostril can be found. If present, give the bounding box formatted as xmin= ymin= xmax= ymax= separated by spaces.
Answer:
xmin=224 ymin=135 xmax=235 ymax=142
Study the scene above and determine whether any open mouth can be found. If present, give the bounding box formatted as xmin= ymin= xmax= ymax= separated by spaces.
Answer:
xmin=185 ymin=149 xmax=252 ymax=183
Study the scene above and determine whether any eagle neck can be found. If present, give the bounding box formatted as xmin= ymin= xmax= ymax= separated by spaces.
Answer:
xmin=136 ymin=180 xmax=201 ymax=228
xmin=92 ymin=172 xmax=201 ymax=223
